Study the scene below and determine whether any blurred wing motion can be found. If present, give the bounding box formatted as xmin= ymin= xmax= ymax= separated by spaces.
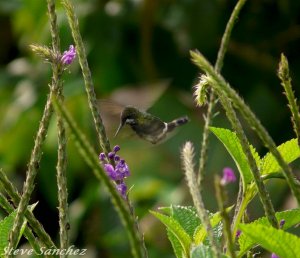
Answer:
xmin=109 ymin=79 xmax=169 ymax=110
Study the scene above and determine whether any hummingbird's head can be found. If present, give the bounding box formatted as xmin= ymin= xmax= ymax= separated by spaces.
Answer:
xmin=114 ymin=106 xmax=140 ymax=137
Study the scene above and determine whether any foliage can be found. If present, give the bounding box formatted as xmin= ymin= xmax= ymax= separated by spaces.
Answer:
xmin=0 ymin=0 xmax=300 ymax=257
xmin=151 ymin=205 xmax=233 ymax=258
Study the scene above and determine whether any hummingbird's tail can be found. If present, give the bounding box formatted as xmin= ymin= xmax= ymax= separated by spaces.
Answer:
xmin=167 ymin=116 xmax=189 ymax=132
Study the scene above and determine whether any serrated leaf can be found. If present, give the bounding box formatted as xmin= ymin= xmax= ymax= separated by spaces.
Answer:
xmin=171 ymin=205 xmax=201 ymax=238
xmin=260 ymin=138 xmax=300 ymax=175
xmin=167 ymin=230 xmax=185 ymax=258
xmin=210 ymin=127 xmax=260 ymax=188
xmin=166 ymin=206 xmax=201 ymax=258
xmin=194 ymin=206 xmax=233 ymax=245
xmin=0 ymin=204 xmax=36 ymax=257
xmin=158 ymin=206 xmax=172 ymax=216
xmin=238 ymin=208 xmax=300 ymax=257
xmin=0 ymin=214 xmax=25 ymax=257
xmin=191 ymin=244 xmax=214 ymax=258
xmin=202 ymin=222 xmax=224 ymax=248
xmin=191 ymin=244 xmax=229 ymax=258
xmin=239 ymin=223 xmax=300 ymax=258
xmin=0 ymin=212 xmax=15 ymax=257
xmin=151 ymin=210 xmax=192 ymax=258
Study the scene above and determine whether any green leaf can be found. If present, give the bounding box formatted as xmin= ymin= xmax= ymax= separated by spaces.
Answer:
xmin=0 ymin=204 xmax=34 ymax=258
xmin=210 ymin=127 xmax=260 ymax=188
xmin=260 ymin=138 xmax=300 ymax=175
xmin=167 ymin=230 xmax=186 ymax=258
xmin=194 ymin=206 xmax=233 ymax=245
xmin=164 ymin=206 xmax=200 ymax=258
xmin=239 ymin=223 xmax=300 ymax=258
xmin=151 ymin=210 xmax=192 ymax=258
xmin=0 ymin=212 xmax=15 ymax=257
xmin=238 ymin=208 xmax=300 ymax=257
xmin=191 ymin=244 xmax=229 ymax=258
xmin=171 ymin=205 xmax=201 ymax=238
xmin=191 ymin=244 xmax=214 ymax=258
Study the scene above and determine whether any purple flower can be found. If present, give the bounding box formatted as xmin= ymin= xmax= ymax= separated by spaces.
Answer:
xmin=115 ymin=160 xmax=130 ymax=178
xmin=61 ymin=45 xmax=76 ymax=65
xmin=116 ymin=182 xmax=127 ymax=199
xmin=108 ymin=152 xmax=115 ymax=159
xmin=113 ymin=145 xmax=120 ymax=153
xmin=99 ymin=153 xmax=106 ymax=161
xmin=235 ymin=230 xmax=242 ymax=238
xmin=99 ymin=145 xmax=130 ymax=198
xmin=271 ymin=253 xmax=279 ymax=258
xmin=221 ymin=167 xmax=236 ymax=185
xmin=279 ymin=219 xmax=285 ymax=229
xmin=104 ymin=164 xmax=118 ymax=180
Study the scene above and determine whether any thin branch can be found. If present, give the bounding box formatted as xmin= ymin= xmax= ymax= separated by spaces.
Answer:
xmin=61 ymin=0 xmax=111 ymax=155
xmin=47 ymin=0 xmax=69 ymax=255
xmin=198 ymin=0 xmax=248 ymax=185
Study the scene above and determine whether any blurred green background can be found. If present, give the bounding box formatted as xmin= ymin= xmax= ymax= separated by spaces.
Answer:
xmin=0 ymin=0 xmax=300 ymax=257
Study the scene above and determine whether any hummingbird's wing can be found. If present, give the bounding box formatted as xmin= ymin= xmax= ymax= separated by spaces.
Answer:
xmin=108 ymin=80 xmax=169 ymax=111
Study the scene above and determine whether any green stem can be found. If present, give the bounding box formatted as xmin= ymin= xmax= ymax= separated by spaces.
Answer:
xmin=182 ymin=142 xmax=220 ymax=258
xmin=0 ymin=193 xmax=41 ymax=255
xmin=278 ymin=53 xmax=300 ymax=146
xmin=198 ymin=0 xmax=248 ymax=185
xmin=214 ymin=0 xmax=247 ymax=72
xmin=214 ymin=176 xmax=236 ymax=258
xmin=61 ymin=0 xmax=111 ymax=154
xmin=231 ymin=178 xmax=244 ymax=232
xmin=215 ymin=87 xmax=277 ymax=228
xmin=51 ymin=96 xmax=146 ymax=258
xmin=0 ymin=169 xmax=56 ymax=251
xmin=47 ymin=0 xmax=69 ymax=255
xmin=8 ymin=91 xmax=54 ymax=255
xmin=196 ymin=2 xmax=249 ymax=254
xmin=231 ymin=193 xmax=249 ymax=240
xmin=191 ymin=50 xmax=300 ymax=206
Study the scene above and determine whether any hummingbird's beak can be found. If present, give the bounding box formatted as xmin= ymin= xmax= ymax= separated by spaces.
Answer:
xmin=114 ymin=122 xmax=124 ymax=138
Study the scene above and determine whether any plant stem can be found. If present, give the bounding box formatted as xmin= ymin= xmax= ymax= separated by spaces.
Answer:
xmin=47 ymin=0 xmax=69 ymax=255
xmin=214 ymin=0 xmax=247 ymax=72
xmin=278 ymin=53 xmax=300 ymax=146
xmin=198 ymin=0 xmax=248 ymax=185
xmin=182 ymin=142 xmax=220 ymax=258
xmin=214 ymin=176 xmax=236 ymax=258
xmin=231 ymin=178 xmax=245 ymax=235
xmin=0 ymin=193 xmax=41 ymax=255
xmin=0 ymin=169 xmax=56 ymax=251
xmin=61 ymin=0 xmax=111 ymax=154
xmin=191 ymin=51 xmax=300 ymax=206
xmin=8 ymin=92 xmax=54 ymax=255
xmin=231 ymin=193 xmax=248 ymax=240
xmin=51 ymin=96 xmax=146 ymax=258
xmin=215 ymin=86 xmax=278 ymax=228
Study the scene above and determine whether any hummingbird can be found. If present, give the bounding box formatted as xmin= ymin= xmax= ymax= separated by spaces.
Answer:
xmin=114 ymin=106 xmax=189 ymax=144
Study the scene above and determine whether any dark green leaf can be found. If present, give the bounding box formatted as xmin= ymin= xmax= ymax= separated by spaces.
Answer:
xmin=210 ymin=127 xmax=260 ymax=188
xmin=150 ymin=210 xmax=192 ymax=258
xmin=260 ymin=138 xmax=300 ymax=175
xmin=238 ymin=208 xmax=300 ymax=257
xmin=239 ymin=223 xmax=300 ymax=258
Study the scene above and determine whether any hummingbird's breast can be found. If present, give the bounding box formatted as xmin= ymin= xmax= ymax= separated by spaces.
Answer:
xmin=130 ymin=116 xmax=167 ymax=144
